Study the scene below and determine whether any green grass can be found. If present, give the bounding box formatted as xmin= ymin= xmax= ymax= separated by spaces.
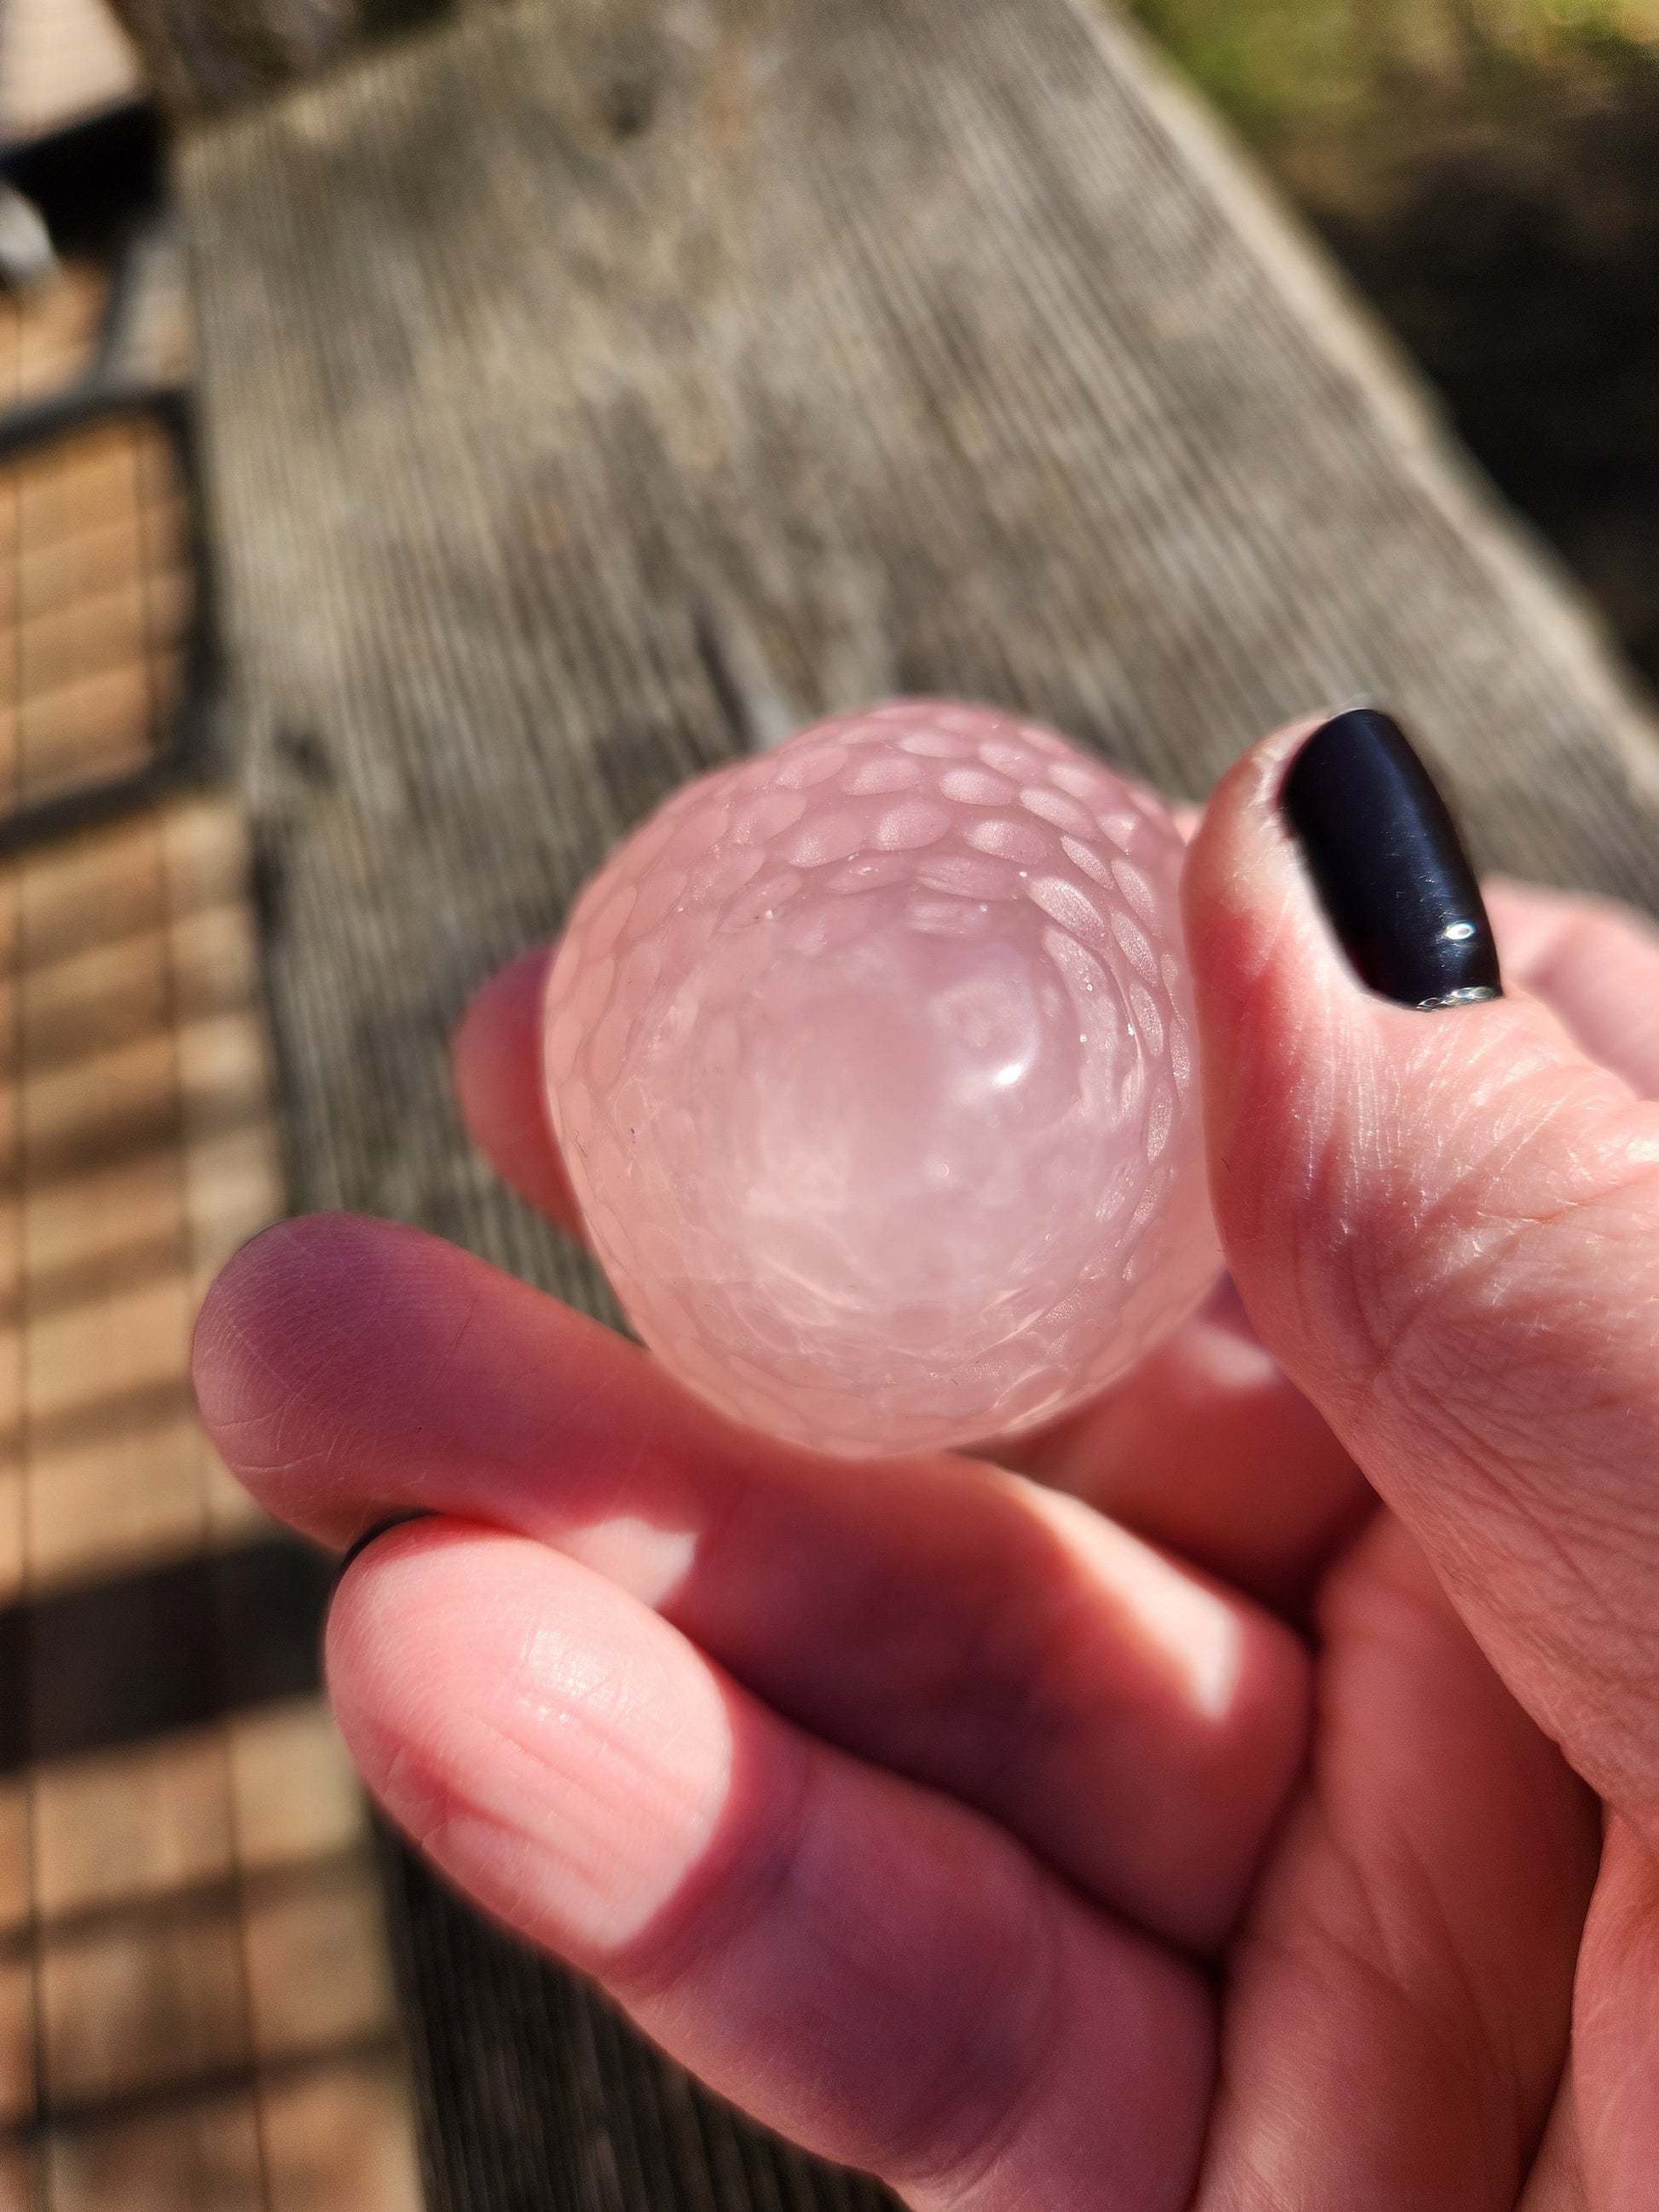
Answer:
xmin=1126 ymin=0 xmax=1659 ymax=160
xmin=1120 ymin=0 xmax=1659 ymax=687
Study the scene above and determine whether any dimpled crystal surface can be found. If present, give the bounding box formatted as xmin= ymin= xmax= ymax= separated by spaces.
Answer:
xmin=544 ymin=700 xmax=1217 ymax=1458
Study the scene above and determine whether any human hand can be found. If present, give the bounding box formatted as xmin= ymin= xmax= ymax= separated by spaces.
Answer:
xmin=194 ymin=711 xmax=1659 ymax=2208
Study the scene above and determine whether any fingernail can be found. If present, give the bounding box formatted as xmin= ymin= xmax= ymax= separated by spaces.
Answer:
xmin=1280 ymin=707 xmax=1501 ymax=1009
xmin=332 ymin=1511 xmax=431 ymax=1594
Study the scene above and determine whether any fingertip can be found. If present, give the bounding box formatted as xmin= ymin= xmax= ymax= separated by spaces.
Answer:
xmin=451 ymin=944 xmax=546 ymax=1106
xmin=1182 ymin=715 xmax=1586 ymax=1401
xmin=1182 ymin=713 xmax=1326 ymax=968
xmin=1184 ymin=713 xmax=1323 ymax=887
xmin=190 ymin=1216 xmax=282 ymax=1397
xmin=1182 ymin=717 xmax=1351 ymax=1151
xmin=1483 ymin=879 xmax=1659 ymax=1100
xmin=1482 ymin=877 xmax=1581 ymax=973
xmin=1184 ymin=716 xmax=1614 ymax=1094
xmin=192 ymin=1212 xmax=484 ymax=1539
xmin=193 ymin=1212 xmax=378 ymax=1436
xmin=452 ymin=946 xmax=584 ymax=1236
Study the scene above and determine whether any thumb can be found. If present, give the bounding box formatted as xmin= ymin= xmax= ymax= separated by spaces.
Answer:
xmin=1184 ymin=707 xmax=1659 ymax=1833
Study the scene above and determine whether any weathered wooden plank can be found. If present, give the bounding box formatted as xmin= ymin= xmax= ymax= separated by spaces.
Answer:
xmin=179 ymin=0 xmax=1659 ymax=2204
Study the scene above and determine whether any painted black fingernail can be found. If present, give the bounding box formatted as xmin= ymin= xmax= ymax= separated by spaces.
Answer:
xmin=332 ymin=1511 xmax=431 ymax=1594
xmin=1280 ymin=707 xmax=1501 ymax=1010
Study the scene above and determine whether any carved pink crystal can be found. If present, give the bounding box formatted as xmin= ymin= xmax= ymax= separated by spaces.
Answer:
xmin=544 ymin=700 xmax=1217 ymax=1458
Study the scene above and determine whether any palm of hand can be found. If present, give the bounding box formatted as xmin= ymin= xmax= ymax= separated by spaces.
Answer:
xmin=194 ymin=858 xmax=1659 ymax=2210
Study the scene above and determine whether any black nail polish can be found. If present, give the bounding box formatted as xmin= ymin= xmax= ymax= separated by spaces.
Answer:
xmin=1280 ymin=708 xmax=1501 ymax=1010
xmin=332 ymin=1511 xmax=431 ymax=1593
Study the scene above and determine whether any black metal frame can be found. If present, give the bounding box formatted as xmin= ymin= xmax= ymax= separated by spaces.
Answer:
xmin=0 ymin=94 xmax=220 ymax=858
xmin=0 ymin=380 xmax=219 ymax=858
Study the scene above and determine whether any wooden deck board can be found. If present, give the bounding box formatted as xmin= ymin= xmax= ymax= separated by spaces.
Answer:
xmin=178 ymin=0 xmax=1659 ymax=2204
xmin=0 ymin=23 xmax=429 ymax=2187
xmin=0 ymin=410 xmax=194 ymax=817
xmin=0 ymin=790 xmax=424 ymax=2209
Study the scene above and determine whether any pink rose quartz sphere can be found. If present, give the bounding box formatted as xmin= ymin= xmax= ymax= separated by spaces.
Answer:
xmin=543 ymin=700 xmax=1217 ymax=1458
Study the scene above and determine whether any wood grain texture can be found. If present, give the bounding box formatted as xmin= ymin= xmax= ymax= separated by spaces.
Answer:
xmin=179 ymin=0 xmax=1659 ymax=2203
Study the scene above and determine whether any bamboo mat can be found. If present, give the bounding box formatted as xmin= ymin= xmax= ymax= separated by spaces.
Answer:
xmin=0 ymin=269 xmax=109 ymax=413
xmin=0 ymin=25 xmax=425 ymax=2197
xmin=0 ymin=408 xmax=192 ymax=818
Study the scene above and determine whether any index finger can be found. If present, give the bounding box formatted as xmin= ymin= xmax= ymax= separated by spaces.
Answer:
xmin=452 ymin=944 xmax=581 ymax=1235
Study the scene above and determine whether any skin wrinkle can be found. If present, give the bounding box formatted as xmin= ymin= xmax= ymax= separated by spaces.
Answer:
xmin=1280 ymin=1056 xmax=1659 ymax=1462
xmin=1314 ymin=1902 xmax=1515 ymax=2201
xmin=1364 ymin=1307 xmax=1593 ymax=1513
xmin=421 ymin=1284 xmax=486 ymax=1402
xmin=342 ymin=1701 xmax=465 ymax=1866
xmin=1384 ymin=1288 xmax=1659 ymax=1470
xmin=339 ymin=1540 xmax=734 ymax=1955
xmin=1376 ymin=1822 xmax=1534 ymax=2155
xmin=414 ymin=1701 xmax=639 ymax=1937
xmin=1205 ymin=1898 xmax=1456 ymax=2212
xmin=1525 ymin=2066 xmax=1587 ymax=2203
xmin=1223 ymin=1580 xmax=1558 ymax=2205
xmin=1250 ymin=1094 xmax=1356 ymax=1412
xmin=1350 ymin=1352 xmax=1658 ymax=1784
xmin=197 ymin=1298 xmax=348 ymax=1463
xmin=495 ymin=1704 xmax=697 ymax=1947
xmin=900 ymin=1882 xmax=1071 ymax=2207
xmin=1400 ymin=1087 xmax=1659 ymax=1279
xmin=1570 ymin=1828 xmax=1659 ymax=2202
xmin=610 ymin=1714 xmax=818 ymax=2012
xmin=1304 ymin=1595 xmax=1459 ymax=1998
xmin=1357 ymin=1190 xmax=1659 ymax=1540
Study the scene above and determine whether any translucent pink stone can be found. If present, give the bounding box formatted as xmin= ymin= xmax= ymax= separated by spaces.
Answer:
xmin=544 ymin=700 xmax=1217 ymax=1458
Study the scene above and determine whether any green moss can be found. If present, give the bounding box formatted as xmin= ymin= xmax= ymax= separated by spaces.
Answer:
xmin=1123 ymin=0 xmax=1659 ymax=683
xmin=1126 ymin=0 xmax=1659 ymax=157
xmin=1129 ymin=0 xmax=1369 ymax=135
